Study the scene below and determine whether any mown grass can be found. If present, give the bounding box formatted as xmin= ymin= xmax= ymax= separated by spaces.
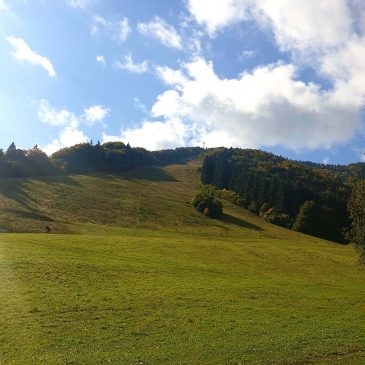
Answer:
xmin=0 ymin=161 xmax=365 ymax=364
xmin=1 ymin=226 xmax=365 ymax=364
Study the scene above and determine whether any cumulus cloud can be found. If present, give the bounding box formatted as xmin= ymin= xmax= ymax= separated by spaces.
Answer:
xmin=84 ymin=105 xmax=110 ymax=125
xmin=95 ymin=2 xmax=365 ymax=152
xmin=188 ymin=0 xmax=249 ymax=36
xmin=102 ymin=119 xmax=188 ymax=150
xmin=188 ymin=0 xmax=352 ymax=52
xmin=91 ymin=15 xmax=131 ymax=43
xmin=115 ymin=53 xmax=148 ymax=74
xmin=6 ymin=36 xmax=56 ymax=77
xmin=38 ymin=101 xmax=87 ymax=154
xmin=43 ymin=127 xmax=88 ymax=155
xmin=128 ymin=0 xmax=358 ymax=152
xmin=138 ymin=16 xmax=182 ymax=49
xmin=38 ymin=100 xmax=78 ymax=127
xmin=252 ymin=0 xmax=353 ymax=54
xmin=150 ymin=57 xmax=361 ymax=150
xmin=38 ymin=100 xmax=110 ymax=154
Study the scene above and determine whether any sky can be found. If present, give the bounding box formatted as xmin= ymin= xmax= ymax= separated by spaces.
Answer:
xmin=1 ymin=0 xmax=365 ymax=164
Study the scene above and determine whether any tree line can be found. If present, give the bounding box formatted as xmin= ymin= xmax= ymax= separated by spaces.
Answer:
xmin=0 ymin=142 xmax=203 ymax=178
xmin=201 ymin=148 xmax=365 ymax=243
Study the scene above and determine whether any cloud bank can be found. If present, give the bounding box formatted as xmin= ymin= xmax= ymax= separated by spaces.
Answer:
xmin=112 ymin=0 xmax=365 ymax=151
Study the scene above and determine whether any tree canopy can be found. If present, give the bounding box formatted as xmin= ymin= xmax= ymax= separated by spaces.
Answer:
xmin=0 ymin=142 xmax=203 ymax=178
xmin=201 ymin=148 xmax=364 ymax=243
xmin=347 ymin=181 xmax=365 ymax=263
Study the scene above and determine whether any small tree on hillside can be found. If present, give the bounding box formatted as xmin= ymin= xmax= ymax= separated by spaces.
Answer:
xmin=192 ymin=192 xmax=223 ymax=219
xmin=292 ymin=201 xmax=319 ymax=235
xmin=263 ymin=207 xmax=291 ymax=228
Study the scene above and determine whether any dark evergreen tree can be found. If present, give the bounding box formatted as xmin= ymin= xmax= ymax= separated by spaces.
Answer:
xmin=347 ymin=181 xmax=365 ymax=263
xmin=292 ymin=201 xmax=319 ymax=236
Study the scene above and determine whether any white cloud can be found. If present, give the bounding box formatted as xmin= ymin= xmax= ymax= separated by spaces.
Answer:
xmin=0 ymin=0 xmax=8 ymax=10
xmin=138 ymin=16 xmax=182 ymax=49
xmin=84 ymin=105 xmax=110 ymax=125
xmin=91 ymin=15 xmax=131 ymax=43
xmin=38 ymin=100 xmax=78 ymax=127
xmin=155 ymin=65 xmax=187 ymax=86
xmin=115 ymin=53 xmax=148 ymax=74
xmin=187 ymin=0 xmax=353 ymax=53
xmin=102 ymin=119 xmax=188 ymax=150
xmin=117 ymin=17 xmax=131 ymax=43
xmin=44 ymin=127 xmax=88 ymax=155
xmin=96 ymin=55 xmax=105 ymax=65
xmin=252 ymin=0 xmax=353 ymax=54
xmin=178 ymin=1 xmax=365 ymax=152
xmin=188 ymin=0 xmax=249 ymax=36
xmin=66 ymin=0 xmax=90 ymax=8
xmin=38 ymin=100 xmax=110 ymax=154
xmin=150 ymin=57 xmax=361 ymax=150
xmin=6 ymin=36 xmax=56 ymax=77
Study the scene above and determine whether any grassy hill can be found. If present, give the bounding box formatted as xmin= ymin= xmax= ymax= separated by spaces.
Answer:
xmin=0 ymin=159 xmax=365 ymax=364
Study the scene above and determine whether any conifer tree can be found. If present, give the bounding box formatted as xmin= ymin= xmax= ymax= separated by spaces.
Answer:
xmin=347 ymin=181 xmax=365 ymax=264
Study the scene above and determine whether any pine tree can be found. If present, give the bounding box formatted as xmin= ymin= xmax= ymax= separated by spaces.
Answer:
xmin=347 ymin=181 xmax=365 ymax=264
xmin=292 ymin=200 xmax=321 ymax=235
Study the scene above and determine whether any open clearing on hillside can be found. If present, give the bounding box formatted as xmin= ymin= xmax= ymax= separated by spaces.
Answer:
xmin=0 ymin=161 xmax=365 ymax=364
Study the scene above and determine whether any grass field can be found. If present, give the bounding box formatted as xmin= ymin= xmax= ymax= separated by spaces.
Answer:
xmin=0 ymin=161 xmax=365 ymax=364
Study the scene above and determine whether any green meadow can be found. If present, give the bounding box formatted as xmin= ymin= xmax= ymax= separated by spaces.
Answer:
xmin=0 ymin=161 xmax=365 ymax=364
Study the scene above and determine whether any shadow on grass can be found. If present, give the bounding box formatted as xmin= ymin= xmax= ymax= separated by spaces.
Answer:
xmin=221 ymin=213 xmax=263 ymax=231
xmin=0 ymin=174 xmax=80 ymax=215
xmin=4 ymin=209 xmax=54 ymax=222
xmin=117 ymin=165 xmax=177 ymax=182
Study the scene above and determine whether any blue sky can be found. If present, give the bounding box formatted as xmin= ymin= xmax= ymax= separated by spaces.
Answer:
xmin=1 ymin=0 xmax=365 ymax=164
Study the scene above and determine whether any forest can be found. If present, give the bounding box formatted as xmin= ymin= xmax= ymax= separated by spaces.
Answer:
xmin=0 ymin=142 xmax=203 ymax=177
xmin=2 ymin=142 xmax=365 ymax=244
xmin=201 ymin=148 xmax=365 ymax=243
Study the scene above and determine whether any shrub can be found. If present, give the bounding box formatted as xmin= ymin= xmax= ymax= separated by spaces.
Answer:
xmin=259 ymin=203 xmax=270 ymax=218
xmin=263 ymin=207 xmax=291 ymax=228
xmin=248 ymin=201 xmax=259 ymax=214
xmin=192 ymin=193 xmax=223 ymax=219
xmin=218 ymin=189 xmax=244 ymax=206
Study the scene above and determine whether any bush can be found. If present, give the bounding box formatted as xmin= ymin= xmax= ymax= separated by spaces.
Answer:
xmin=192 ymin=193 xmax=223 ymax=219
xmin=259 ymin=203 xmax=270 ymax=218
xmin=248 ymin=201 xmax=259 ymax=214
xmin=263 ymin=207 xmax=291 ymax=228
xmin=218 ymin=189 xmax=245 ymax=206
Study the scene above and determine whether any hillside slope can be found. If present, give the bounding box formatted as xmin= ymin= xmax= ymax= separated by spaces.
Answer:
xmin=0 ymin=158 xmax=300 ymax=239
xmin=0 ymin=160 xmax=201 ymax=233
xmin=1 ymin=159 xmax=365 ymax=364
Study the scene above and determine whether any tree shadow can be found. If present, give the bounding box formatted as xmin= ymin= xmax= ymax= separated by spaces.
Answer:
xmin=221 ymin=213 xmax=263 ymax=231
xmin=0 ymin=174 xmax=80 ymax=215
xmin=115 ymin=165 xmax=177 ymax=182
xmin=4 ymin=208 xmax=54 ymax=222
xmin=35 ymin=174 xmax=81 ymax=187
